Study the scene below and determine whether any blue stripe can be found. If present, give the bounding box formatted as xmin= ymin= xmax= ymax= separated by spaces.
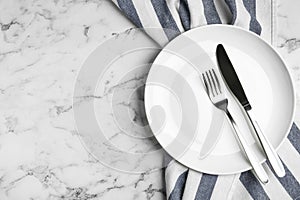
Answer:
xmin=169 ymin=170 xmax=188 ymax=200
xmin=150 ymin=0 xmax=181 ymax=40
xmin=117 ymin=0 xmax=143 ymax=28
xmin=240 ymin=171 xmax=269 ymax=200
xmin=288 ymin=123 xmax=300 ymax=154
xmin=242 ymin=0 xmax=262 ymax=35
xmin=225 ymin=0 xmax=237 ymax=24
xmin=267 ymin=160 xmax=300 ymax=199
xmin=195 ymin=174 xmax=218 ymax=200
xmin=201 ymin=0 xmax=222 ymax=24
xmin=179 ymin=0 xmax=191 ymax=30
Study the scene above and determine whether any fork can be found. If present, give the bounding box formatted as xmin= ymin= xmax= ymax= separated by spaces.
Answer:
xmin=202 ymin=68 xmax=269 ymax=184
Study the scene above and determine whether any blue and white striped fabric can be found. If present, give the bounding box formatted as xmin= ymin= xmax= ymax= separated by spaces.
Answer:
xmin=111 ymin=0 xmax=300 ymax=199
xmin=111 ymin=0 xmax=263 ymax=45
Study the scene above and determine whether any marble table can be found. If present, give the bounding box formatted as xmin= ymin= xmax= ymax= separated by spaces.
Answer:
xmin=0 ymin=0 xmax=299 ymax=199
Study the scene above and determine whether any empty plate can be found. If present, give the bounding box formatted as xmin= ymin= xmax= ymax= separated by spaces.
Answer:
xmin=144 ymin=25 xmax=295 ymax=174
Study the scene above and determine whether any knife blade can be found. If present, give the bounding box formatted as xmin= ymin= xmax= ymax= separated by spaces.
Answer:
xmin=216 ymin=45 xmax=251 ymax=111
xmin=216 ymin=44 xmax=285 ymax=177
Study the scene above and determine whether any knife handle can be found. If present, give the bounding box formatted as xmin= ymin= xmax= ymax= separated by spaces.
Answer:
xmin=225 ymin=109 xmax=269 ymax=184
xmin=246 ymin=110 xmax=286 ymax=177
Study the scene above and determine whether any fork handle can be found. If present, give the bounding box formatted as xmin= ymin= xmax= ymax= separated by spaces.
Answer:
xmin=246 ymin=110 xmax=285 ymax=177
xmin=225 ymin=109 xmax=269 ymax=184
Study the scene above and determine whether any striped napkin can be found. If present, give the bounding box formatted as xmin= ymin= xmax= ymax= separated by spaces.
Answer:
xmin=111 ymin=0 xmax=300 ymax=199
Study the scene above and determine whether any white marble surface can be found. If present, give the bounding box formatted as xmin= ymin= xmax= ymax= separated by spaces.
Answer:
xmin=275 ymin=0 xmax=300 ymax=126
xmin=0 ymin=0 xmax=299 ymax=199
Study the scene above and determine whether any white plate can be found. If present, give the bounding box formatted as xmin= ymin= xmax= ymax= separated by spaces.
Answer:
xmin=144 ymin=25 xmax=295 ymax=175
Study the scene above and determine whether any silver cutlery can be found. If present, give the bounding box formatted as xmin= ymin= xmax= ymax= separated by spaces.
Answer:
xmin=216 ymin=44 xmax=285 ymax=177
xmin=201 ymin=68 xmax=269 ymax=184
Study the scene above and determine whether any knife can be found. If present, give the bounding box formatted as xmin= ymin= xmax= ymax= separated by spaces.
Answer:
xmin=216 ymin=44 xmax=285 ymax=177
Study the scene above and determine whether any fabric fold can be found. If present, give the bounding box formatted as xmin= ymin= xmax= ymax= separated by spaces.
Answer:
xmin=113 ymin=0 xmax=262 ymax=45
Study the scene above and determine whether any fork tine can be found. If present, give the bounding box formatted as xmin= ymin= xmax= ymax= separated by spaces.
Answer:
xmin=212 ymin=69 xmax=222 ymax=94
xmin=205 ymin=71 xmax=215 ymax=97
xmin=209 ymin=70 xmax=218 ymax=95
xmin=202 ymin=73 xmax=209 ymax=95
